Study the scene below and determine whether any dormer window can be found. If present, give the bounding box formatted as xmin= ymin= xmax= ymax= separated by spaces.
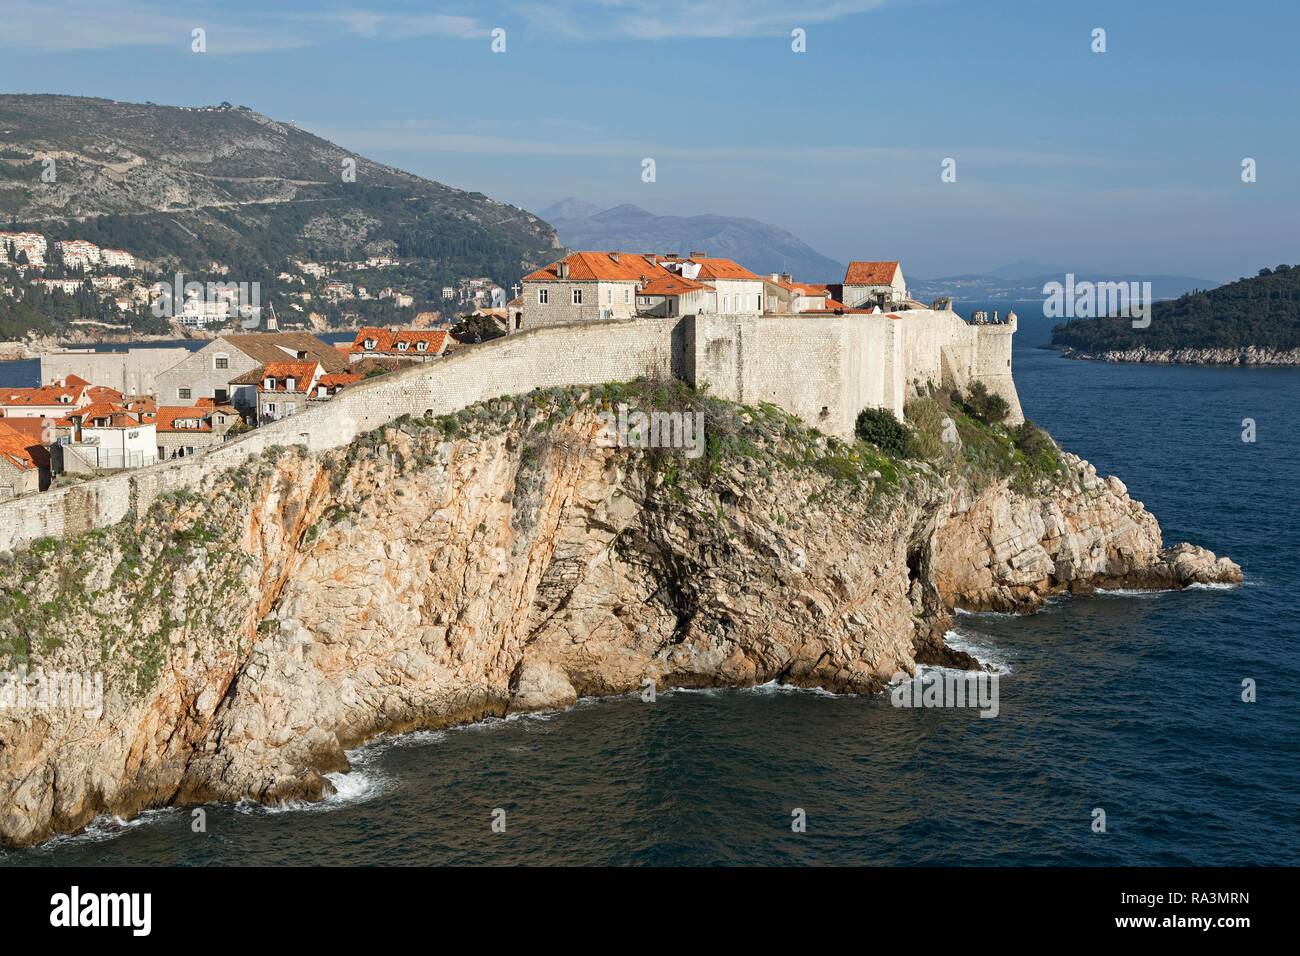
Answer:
xmin=397 ymin=342 xmax=408 ymax=352
xmin=286 ymin=377 xmax=296 ymax=391
xmin=59 ymin=394 xmax=71 ymax=403
xmin=416 ymin=341 xmax=427 ymax=352
xmin=364 ymin=339 xmax=377 ymax=350
xmin=264 ymin=377 xmax=274 ymax=389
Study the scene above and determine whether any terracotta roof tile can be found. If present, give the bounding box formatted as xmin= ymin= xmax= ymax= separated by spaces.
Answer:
xmin=843 ymin=261 xmax=900 ymax=285
xmin=524 ymin=252 xmax=672 ymax=283
xmin=689 ymin=257 xmax=762 ymax=281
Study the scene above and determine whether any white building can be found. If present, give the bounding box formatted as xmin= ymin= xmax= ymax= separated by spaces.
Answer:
xmin=842 ymin=261 xmax=908 ymax=309
xmin=0 ymin=231 xmax=47 ymax=267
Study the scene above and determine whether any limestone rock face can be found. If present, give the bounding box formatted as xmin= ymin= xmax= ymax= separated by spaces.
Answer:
xmin=0 ymin=411 xmax=1240 ymax=847
xmin=929 ymin=452 xmax=1241 ymax=611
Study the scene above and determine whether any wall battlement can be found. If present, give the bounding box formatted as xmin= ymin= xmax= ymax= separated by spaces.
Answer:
xmin=0 ymin=310 xmax=1020 ymax=553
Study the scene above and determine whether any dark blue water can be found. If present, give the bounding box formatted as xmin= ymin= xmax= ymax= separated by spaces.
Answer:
xmin=4 ymin=307 xmax=1297 ymax=865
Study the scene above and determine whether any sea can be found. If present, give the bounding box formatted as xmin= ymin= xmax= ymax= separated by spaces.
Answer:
xmin=2 ymin=306 xmax=1297 ymax=865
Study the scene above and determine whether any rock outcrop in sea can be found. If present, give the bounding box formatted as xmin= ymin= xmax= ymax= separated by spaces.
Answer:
xmin=0 ymin=382 xmax=1241 ymax=847
xmin=1059 ymin=345 xmax=1300 ymax=366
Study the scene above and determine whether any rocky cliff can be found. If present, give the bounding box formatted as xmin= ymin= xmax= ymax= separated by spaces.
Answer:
xmin=0 ymin=383 xmax=1240 ymax=847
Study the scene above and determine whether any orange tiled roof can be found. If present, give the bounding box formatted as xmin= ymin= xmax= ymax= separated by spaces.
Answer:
xmin=524 ymin=251 xmax=672 ymax=283
xmin=0 ymin=420 xmax=48 ymax=473
xmin=155 ymin=406 xmax=212 ymax=432
xmin=87 ymin=385 xmax=125 ymax=404
xmin=638 ymin=274 xmax=709 ymax=297
xmin=252 ymin=362 xmax=321 ymax=392
xmin=66 ymin=402 xmax=143 ymax=429
xmin=843 ymin=261 xmax=900 ymax=285
xmin=689 ymin=257 xmax=762 ymax=281
xmin=319 ymin=373 xmax=363 ymax=388
xmin=768 ymin=276 xmax=830 ymax=297
xmin=0 ymin=383 xmax=87 ymax=407
xmin=349 ymin=328 xmax=449 ymax=356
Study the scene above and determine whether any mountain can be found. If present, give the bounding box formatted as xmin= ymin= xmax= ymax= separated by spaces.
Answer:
xmin=1049 ymin=264 xmax=1300 ymax=360
xmin=0 ymin=94 xmax=560 ymax=337
xmin=541 ymin=200 xmax=845 ymax=282
xmin=909 ymin=269 xmax=1217 ymax=303
xmin=539 ymin=198 xmax=605 ymax=224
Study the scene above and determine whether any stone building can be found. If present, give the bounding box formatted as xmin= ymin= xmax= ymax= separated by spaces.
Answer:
xmin=841 ymin=261 xmax=908 ymax=310
xmin=154 ymin=332 xmax=346 ymax=411
xmin=347 ymin=328 xmax=450 ymax=363
xmin=0 ymin=419 xmax=50 ymax=498
xmin=154 ymin=405 xmax=240 ymax=461
xmin=40 ymin=347 xmax=191 ymax=398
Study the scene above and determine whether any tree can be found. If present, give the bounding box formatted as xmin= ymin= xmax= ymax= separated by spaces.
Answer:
xmin=855 ymin=406 xmax=911 ymax=457
xmin=960 ymin=381 xmax=1010 ymax=426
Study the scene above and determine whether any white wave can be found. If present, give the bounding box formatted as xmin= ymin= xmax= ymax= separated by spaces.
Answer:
xmin=1185 ymin=581 xmax=1242 ymax=591
xmin=236 ymin=748 xmax=391 ymax=815
xmin=942 ymin=629 xmax=1014 ymax=675
xmin=32 ymin=807 xmax=178 ymax=849
xmin=741 ymin=680 xmax=844 ymax=698
xmin=954 ymin=606 xmax=1020 ymax=619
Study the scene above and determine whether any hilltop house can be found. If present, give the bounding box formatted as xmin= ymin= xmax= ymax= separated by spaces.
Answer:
xmin=230 ymin=361 xmax=325 ymax=424
xmin=0 ymin=419 xmax=51 ymax=498
xmin=54 ymin=402 xmax=157 ymax=473
xmin=522 ymin=251 xmax=777 ymax=328
xmin=841 ymin=261 xmax=908 ymax=310
xmin=347 ymin=328 xmax=449 ymax=363
xmin=154 ymin=405 xmax=240 ymax=461
xmin=763 ymin=274 xmax=833 ymax=313
xmin=634 ymin=273 xmax=716 ymax=318
xmin=155 ymin=332 xmax=347 ymax=410
xmin=0 ymin=378 xmax=93 ymax=420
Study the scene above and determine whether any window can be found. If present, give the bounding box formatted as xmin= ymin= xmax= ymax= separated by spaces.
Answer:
xmin=285 ymin=402 xmax=296 ymax=415
xmin=606 ymin=288 xmax=612 ymax=304
xmin=266 ymin=403 xmax=277 ymax=414
xmin=364 ymin=339 xmax=377 ymax=350
xmin=285 ymin=378 xmax=296 ymax=391
xmin=538 ymin=289 xmax=549 ymax=305
xmin=416 ymin=341 xmax=427 ymax=352
xmin=572 ymin=288 xmax=583 ymax=305
xmin=639 ymin=297 xmax=649 ymax=305
xmin=722 ymin=296 xmax=729 ymax=311
xmin=179 ymin=388 xmax=191 ymax=400
xmin=128 ymin=431 xmax=139 ymax=439
xmin=214 ymin=354 xmax=229 ymax=370
xmin=215 ymin=388 xmax=228 ymax=403
xmin=397 ymin=342 xmax=408 ymax=351
xmin=264 ymin=378 xmax=274 ymax=390
xmin=624 ymin=288 xmax=631 ymax=304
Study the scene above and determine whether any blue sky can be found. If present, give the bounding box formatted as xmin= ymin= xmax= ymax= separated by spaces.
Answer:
xmin=0 ymin=0 xmax=1295 ymax=281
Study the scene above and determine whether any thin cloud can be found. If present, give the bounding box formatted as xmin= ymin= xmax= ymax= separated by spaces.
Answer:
xmin=512 ymin=0 xmax=893 ymax=40
xmin=315 ymin=119 xmax=1111 ymax=170
xmin=0 ymin=0 xmax=489 ymax=53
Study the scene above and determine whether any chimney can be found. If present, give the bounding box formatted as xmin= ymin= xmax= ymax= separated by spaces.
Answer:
xmin=610 ymin=252 xmax=620 ymax=262
xmin=690 ymin=250 xmax=707 ymax=258
xmin=556 ymin=260 xmax=570 ymax=279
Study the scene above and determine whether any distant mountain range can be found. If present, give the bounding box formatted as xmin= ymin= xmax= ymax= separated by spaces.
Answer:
xmin=539 ymin=200 xmax=846 ymax=282
xmin=0 ymin=94 xmax=560 ymax=338
xmin=908 ymin=265 xmax=1217 ymax=303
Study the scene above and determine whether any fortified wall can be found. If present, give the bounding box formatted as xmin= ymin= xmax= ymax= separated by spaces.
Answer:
xmin=0 ymin=309 xmax=1020 ymax=552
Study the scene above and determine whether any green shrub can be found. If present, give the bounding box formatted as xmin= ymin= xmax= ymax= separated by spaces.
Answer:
xmin=854 ymin=407 xmax=911 ymax=457
xmin=957 ymin=381 xmax=1010 ymax=425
